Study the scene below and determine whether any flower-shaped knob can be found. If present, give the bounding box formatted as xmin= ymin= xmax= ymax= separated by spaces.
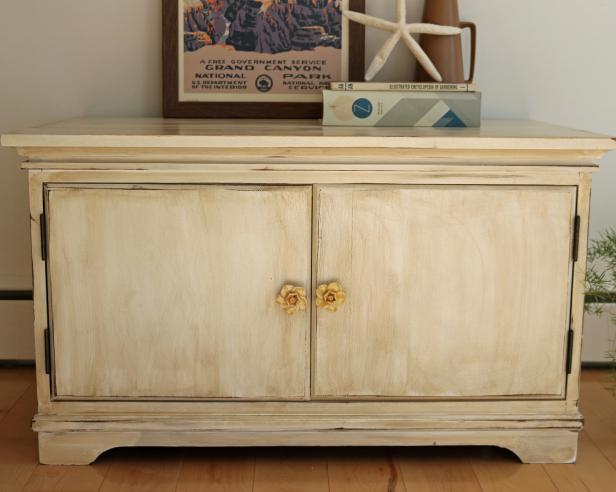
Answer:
xmin=316 ymin=282 xmax=346 ymax=312
xmin=276 ymin=285 xmax=308 ymax=315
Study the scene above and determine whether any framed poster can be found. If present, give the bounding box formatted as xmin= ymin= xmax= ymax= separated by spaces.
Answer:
xmin=163 ymin=0 xmax=365 ymax=118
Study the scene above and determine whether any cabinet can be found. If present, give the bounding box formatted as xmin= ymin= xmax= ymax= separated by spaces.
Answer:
xmin=2 ymin=119 xmax=614 ymax=465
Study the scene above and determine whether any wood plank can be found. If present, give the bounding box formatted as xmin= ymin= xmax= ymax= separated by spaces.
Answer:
xmin=581 ymin=369 xmax=616 ymax=396
xmin=396 ymin=447 xmax=482 ymax=491
xmin=0 ymin=463 xmax=34 ymax=492
xmin=0 ymin=435 xmax=37 ymax=492
xmin=601 ymin=378 xmax=616 ymax=397
xmin=21 ymin=463 xmax=109 ymax=492
xmin=0 ymin=384 xmax=36 ymax=441
xmin=175 ymin=449 xmax=254 ymax=492
xmin=253 ymin=449 xmax=328 ymax=492
xmin=327 ymin=449 xmax=406 ymax=492
xmin=0 ymin=368 xmax=34 ymax=415
xmin=98 ymin=449 xmax=181 ymax=492
xmin=0 ymin=381 xmax=37 ymax=492
xmin=580 ymin=369 xmax=605 ymax=382
xmin=542 ymin=432 xmax=616 ymax=492
xmin=471 ymin=448 xmax=558 ymax=491
xmin=579 ymin=380 xmax=616 ymax=467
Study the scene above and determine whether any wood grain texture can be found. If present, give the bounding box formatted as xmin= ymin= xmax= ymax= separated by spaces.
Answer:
xmin=1 ymin=118 xmax=614 ymax=149
xmin=27 ymin=168 xmax=592 ymax=187
xmin=327 ymin=450 xmax=405 ymax=492
xmin=471 ymin=454 xmax=558 ymax=492
xmin=21 ymin=463 xmax=109 ymax=492
xmin=0 ymin=380 xmax=37 ymax=492
xmin=16 ymin=147 xmax=608 ymax=166
xmin=31 ymin=413 xmax=583 ymax=434
xmin=578 ymin=381 xmax=616 ymax=467
xmin=396 ymin=448 xmax=482 ymax=492
xmin=566 ymin=172 xmax=593 ymax=404
xmin=315 ymin=185 xmax=575 ymax=398
xmin=26 ymin=172 xmax=53 ymax=419
xmin=253 ymin=450 xmax=328 ymax=492
xmin=543 ymin=432 xmax=616 ymax=492
xmin=35 ymin=429 xmax=580 ymax=466
xmin=0 ymin=368 xmax=34 ymax=416
xmin=98 ymin=451 xmax=181 ymax=492
xmin=175 ymin=449 xmax=254 ymax=492
xmin=47 ymin=186 xmax=312 ymax=399
xmin=32 ymin=398 xmax=580 ymax=419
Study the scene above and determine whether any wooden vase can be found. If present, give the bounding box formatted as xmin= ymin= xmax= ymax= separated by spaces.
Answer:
xmin=414 ymin=0 xmax=476 ymax=83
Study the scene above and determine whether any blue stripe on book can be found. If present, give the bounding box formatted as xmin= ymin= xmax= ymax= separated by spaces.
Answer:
xmin=434 ymin=110 xmax=466 ymax=128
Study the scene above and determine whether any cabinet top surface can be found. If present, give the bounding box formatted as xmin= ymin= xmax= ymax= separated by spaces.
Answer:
xmin=2 ymin=118 xmax=615 ymax=152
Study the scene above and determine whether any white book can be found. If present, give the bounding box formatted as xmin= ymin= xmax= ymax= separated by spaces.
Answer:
xmin=331 ymin=82 xmax=477 ymax=92
xmin=322 ymin=90 xmax=482 ymax=127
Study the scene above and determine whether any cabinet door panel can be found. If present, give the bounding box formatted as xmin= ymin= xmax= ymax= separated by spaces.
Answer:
xmin=314 ymin=186 xmax=576 ymax=398
xmin=47 ymin=186 xmax=311 ymax=399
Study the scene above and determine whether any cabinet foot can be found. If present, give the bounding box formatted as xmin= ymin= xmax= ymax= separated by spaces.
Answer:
xmin=38 ymin=432 xmax=127 ymax=465
xmin=502 ymin=430 xmax=579 ymax=464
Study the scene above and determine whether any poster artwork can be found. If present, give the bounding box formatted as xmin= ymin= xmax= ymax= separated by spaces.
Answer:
xmin=180 ymin=0 xmax=348 ymax=102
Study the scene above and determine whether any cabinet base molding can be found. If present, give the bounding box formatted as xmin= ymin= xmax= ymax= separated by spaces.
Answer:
xmin=38 ymin=428 xmax=579 ymax=465
xmin=34 ymin=411 xmax=582 ymax=465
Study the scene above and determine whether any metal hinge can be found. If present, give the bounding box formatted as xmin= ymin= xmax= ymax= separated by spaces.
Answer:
xmin=44 ymin=328 xmax=51 ymax=374
xmin=566 ymin=328 xmax=575 ymax=374
xmin=40 ymin=213 xmax=48 ymax=262
xmin=572 ymin=215 xmax=581 ymax=262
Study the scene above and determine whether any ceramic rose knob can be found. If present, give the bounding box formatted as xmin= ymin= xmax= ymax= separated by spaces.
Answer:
xmin=316 ymin=282 xmax=347 ymax=312
xmin=276 ymin=285 xmax=308 ymax=315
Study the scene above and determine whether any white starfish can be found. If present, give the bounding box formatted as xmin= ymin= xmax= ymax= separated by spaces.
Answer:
xmin=343 ymin=0 xmax=463 ymax=82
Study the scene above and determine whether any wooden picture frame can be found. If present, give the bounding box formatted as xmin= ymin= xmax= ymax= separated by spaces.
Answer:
xmin=163 ymin=0 xmax=365 ymax=118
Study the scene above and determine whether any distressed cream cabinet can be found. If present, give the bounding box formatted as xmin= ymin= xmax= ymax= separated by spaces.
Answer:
xmin=2 ymin=119 xmax=614 ymax=465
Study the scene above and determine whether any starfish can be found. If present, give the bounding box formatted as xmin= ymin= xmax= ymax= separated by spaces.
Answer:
xmin=343 ymin=0 xmax=463 ymax=82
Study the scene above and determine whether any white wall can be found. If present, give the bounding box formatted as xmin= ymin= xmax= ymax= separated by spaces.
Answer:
xmin=0 ymin=0 xmax=615 ymax=357
xmin=367 ymin=0 xmax=616 ymax=238
xmin=0 ymin=0 xmax=162 ymax=290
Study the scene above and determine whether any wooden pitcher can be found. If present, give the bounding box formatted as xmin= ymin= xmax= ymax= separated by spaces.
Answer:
xmin=414 ymin=0 xmax=476 ymax=83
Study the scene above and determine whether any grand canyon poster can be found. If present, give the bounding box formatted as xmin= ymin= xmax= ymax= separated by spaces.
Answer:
xmin=179 ymin=0 xmax=351 ymax=102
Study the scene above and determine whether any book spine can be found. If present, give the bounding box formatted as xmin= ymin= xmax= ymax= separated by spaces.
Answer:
xmin=330 ymin=82 xmax=476 ymax=92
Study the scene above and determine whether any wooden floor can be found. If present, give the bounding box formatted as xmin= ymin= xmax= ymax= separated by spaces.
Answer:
xmin=0 ymin=369 xmax=615 ymax=491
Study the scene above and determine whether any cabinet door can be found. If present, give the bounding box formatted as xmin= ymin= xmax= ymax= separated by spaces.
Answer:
xmin=47 ymin=186 xmax=311 ymax=400
xmin=314 ymin=186 xmax=576 ymax=399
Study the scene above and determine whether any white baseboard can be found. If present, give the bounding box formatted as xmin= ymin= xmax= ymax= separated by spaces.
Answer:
xmin=0 ymin=300 xmax=35 ymax=360
xmin=582 ymin=305 xmax=616 ymax=364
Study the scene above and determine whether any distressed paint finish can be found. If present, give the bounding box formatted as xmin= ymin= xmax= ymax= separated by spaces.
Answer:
xmin=314 ymin=186 xmax=576 ymax=398
xmin=47 ymin=186 xmax=312 ymax=399
xmin=2 ymin=118 xmax=614 ymax=465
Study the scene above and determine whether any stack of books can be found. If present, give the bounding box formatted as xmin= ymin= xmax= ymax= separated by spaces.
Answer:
xmin=322 ymin=82 xmax=481 ymax=128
